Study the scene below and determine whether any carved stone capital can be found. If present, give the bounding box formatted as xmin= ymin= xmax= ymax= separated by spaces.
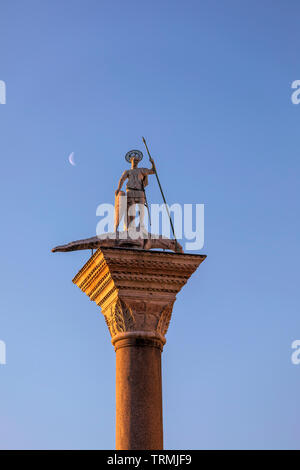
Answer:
xmin=103 ymin=298 xmax=174 ymax=349
xmin=72 ymin=247 xmax=205 ymax=349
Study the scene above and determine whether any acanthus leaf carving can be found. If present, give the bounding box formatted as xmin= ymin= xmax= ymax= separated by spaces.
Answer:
xmin=156 ymin=303 xmax=173 ymax=336
xmin=104 ymin=299 xmax=135 ymax=337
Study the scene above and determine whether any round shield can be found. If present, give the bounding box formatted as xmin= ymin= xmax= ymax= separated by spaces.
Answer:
xmin=125 ymin=149 xmax=143 ymax=163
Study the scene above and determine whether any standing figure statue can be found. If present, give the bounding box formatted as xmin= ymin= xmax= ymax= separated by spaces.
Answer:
xmin=52 ymin=141 xmax=183 ymax=254
xmin=114 ymin=150 xmax=155 ymax=233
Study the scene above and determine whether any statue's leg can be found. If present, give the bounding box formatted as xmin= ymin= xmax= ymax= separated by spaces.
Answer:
xmin=125 ymin=200 xmax=136 ymax=233
xmin=137 ymin=202 xmax=146 ymax=234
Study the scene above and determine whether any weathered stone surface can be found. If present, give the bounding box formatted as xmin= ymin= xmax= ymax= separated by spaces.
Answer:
xmin=52 ymin=232 xmax=183 ymax=254
xmin=114 ymin=150 xmax=155 ymax=232
xmin=72 ymin=247 xmax=205 ymax=346
xmin=72 ymin=247 xmax=205 ymax=450
xmin=115 ymin=338 xmax=163 ymax=449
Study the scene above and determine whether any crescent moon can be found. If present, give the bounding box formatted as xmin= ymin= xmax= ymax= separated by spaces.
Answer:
xmin=68 ymin=152 xmax=76 ymax=166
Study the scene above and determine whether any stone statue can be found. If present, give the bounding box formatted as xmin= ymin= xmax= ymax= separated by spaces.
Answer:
xmin=114 ymin=150 xmax=155 ymax=233
xmin=52 ymin=147 xmax=183 ymax=254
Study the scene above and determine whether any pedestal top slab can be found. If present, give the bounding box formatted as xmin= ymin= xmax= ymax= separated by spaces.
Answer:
xmin=73 ymin=247 xmax=205 ymax=302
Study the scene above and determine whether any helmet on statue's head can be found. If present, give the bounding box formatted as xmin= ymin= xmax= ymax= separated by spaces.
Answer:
xmin=125 ymin=149 xmax=143 ymax=163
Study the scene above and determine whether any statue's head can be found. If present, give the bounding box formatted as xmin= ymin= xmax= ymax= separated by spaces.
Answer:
xmin=125 ymin=150 xmax=143 ymax=168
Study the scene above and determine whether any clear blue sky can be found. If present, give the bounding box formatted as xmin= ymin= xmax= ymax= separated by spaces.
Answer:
xmin=0 ymin=0 xmax=299 ymax=450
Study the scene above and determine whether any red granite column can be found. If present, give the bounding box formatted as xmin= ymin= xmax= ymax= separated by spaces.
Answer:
xmin=113 ymin=334 xmax=164 ymax=450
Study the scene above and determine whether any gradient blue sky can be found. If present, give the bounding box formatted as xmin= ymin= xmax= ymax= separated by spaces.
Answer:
xmin=0 ymin=0 xmax=300 ymax=449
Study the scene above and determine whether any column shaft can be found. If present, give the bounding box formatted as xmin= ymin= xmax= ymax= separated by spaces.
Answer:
xmin=115 ymin=337 xmax=163 ymax=450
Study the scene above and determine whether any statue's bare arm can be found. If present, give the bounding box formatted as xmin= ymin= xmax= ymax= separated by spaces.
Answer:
xmin=143 ymin=158 xmax=156 ymax=175
xmin=115 ymin=171 xmax=128 ymax=196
